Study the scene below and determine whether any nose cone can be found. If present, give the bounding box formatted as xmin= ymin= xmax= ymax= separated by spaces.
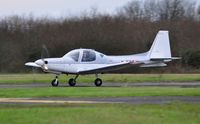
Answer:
xmin=35 ymin=59 xmax=44 ymax=66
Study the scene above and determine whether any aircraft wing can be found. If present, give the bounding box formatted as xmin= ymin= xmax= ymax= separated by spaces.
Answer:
xmin=77 ymin=62 xmax=133 ymax=74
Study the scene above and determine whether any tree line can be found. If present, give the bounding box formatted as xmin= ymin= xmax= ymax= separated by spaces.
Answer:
xmin=0 ymin=0 xmax=200 ymax=73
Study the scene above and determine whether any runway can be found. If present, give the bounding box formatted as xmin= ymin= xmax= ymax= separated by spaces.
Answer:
xmin=0 ymin=82 xmax=200 ymax=88
xmin=0 ymin=96 xmax=200 ymax=104
xmin=0 ymin=82 xmax=200 ymax=105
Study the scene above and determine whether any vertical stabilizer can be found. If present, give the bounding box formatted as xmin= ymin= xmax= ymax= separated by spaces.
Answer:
xmin=148 ymin=31 xmax=171 ymax=59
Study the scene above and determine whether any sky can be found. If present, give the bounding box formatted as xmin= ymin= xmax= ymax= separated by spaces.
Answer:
xmin=0 ymin=0 xmax=199 ymax=18
xmin=0 ymin=0 xmax=131 ymax=18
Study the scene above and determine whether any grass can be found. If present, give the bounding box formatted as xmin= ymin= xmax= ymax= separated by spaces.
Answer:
xmin=0 ymin=103 xmax=200 ymax=124
xmin=0 ymin=74 xmax=200 ymax=124
xmin=0 ymin=73 xmax=200 ymax=84
xmin=0 ymin=87 xmax=200 ymax=98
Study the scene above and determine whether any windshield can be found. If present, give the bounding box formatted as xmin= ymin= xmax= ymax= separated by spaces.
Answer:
xmin=64 ymin=50 xmax=80 ymax=62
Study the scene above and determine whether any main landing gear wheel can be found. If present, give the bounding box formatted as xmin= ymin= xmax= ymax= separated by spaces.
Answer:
xmin=94 ymin=78 xmax=102 ymax=87
xmin=68 ymin=78 xmax=76 ymax=86
xmin=51 ymin=79 xmax=59 ymax=87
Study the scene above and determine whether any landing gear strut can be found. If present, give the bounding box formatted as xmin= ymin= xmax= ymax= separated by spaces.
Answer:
xmin=51 ymin=74 xmax=103 ymax=87
xmin=51 ymin=76 xmax=59 ymax=87
xmin=68 ymin=75 xmax=79 ymax=86
xmin=94 ymin=74 xmax=102 ymax=87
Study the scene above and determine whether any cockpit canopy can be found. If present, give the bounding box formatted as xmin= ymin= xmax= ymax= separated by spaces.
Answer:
xmin=65 ymin=50 xmax=80 ymax=62
xmin=82 ymin=50 xmax=96 ymax=62
xmin=63 ymin=49 xmax=97 ymax=62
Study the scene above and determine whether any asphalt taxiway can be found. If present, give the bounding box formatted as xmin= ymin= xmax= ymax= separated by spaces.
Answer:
xmin=0 ymin=82 xmax=200 ymax=104
xmin=0 ymin=82 xmax=200 ymax=88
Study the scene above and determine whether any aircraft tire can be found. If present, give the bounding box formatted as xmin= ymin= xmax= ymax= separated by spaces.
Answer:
xmin=94 ymin=78 xmax=102 ymax=87
xmin=51 ymin=79 xmax=59 ymax=87
xmin=68 ymin=78 xmax=76 ymax=86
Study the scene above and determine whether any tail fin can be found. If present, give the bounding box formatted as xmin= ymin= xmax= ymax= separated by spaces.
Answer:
xmin=148 ymin=31 xmax=171 ymax=60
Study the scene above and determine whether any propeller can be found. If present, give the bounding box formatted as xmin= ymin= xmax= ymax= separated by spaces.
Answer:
xmin=29 ymin=44 xmax=50 ymax=83
xmin=40 ymin=44 xmax=50 ymax=71
xmin=41 ymin=44 xmax=50 ymax=59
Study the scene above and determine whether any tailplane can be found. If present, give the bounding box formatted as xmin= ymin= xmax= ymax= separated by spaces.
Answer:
xmin=148 ymin=31 xmax=171 ymax=60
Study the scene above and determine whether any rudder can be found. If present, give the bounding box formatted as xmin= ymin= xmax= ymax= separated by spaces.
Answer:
xmin=148 ymin=31 xmax=171 ymax=60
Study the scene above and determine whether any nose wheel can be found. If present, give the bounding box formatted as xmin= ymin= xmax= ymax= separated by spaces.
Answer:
xmin=51 ymin=78 xmax=59 ymax=87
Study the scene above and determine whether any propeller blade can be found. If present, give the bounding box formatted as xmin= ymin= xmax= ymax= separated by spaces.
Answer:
xmin=43 ymin=64 xmax=48 ymax=71
xmin=41 ymin=44 xmax=50 ymax=59
xmin=40 ymin=44 xmax=50 ymax=71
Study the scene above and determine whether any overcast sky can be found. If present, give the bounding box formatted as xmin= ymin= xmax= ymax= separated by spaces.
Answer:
xmin=0 ymin=0 xmax=132 ymax=18
xmin=0 ymin=0 xmax=199 ymax=18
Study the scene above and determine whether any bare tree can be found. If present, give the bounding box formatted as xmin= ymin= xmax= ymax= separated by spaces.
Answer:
xmin=158 ymin=0 xmax=185 ymax=21
xmin=118 ymin=0 xmax=143 ymax=20
xmin=143 ymin=0 xmax=159 ymax=21
xmin=197 ymin=5 xmax=200 ymax=21
xmin=169 ymin=0 xmax=185 ymax=21
xmin=0 ymin=0 xmax=199 ymax=73
xmin=184 ymin=1 xmax=196 ymax=21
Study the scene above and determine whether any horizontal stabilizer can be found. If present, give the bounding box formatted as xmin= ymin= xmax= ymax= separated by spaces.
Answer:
xmin=171 ymin=57 xmax=181 ymax=60
xmin=140 ymin=63 xmax=167 ymax=68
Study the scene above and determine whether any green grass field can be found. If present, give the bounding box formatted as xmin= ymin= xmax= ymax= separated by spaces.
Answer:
xmin=1 ymin=73 xmax=200 ymax=124
xmin=0 ymin=87 xmax=200 ymax=98
xmin=0 ymin=74 xmax=200 ymax=83
xmin=0 ymin=103 xmax=200 ymax=124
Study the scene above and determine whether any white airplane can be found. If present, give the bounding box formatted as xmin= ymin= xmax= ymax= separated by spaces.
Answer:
xmin=25 ymin=30 xmax=179 ymax=87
